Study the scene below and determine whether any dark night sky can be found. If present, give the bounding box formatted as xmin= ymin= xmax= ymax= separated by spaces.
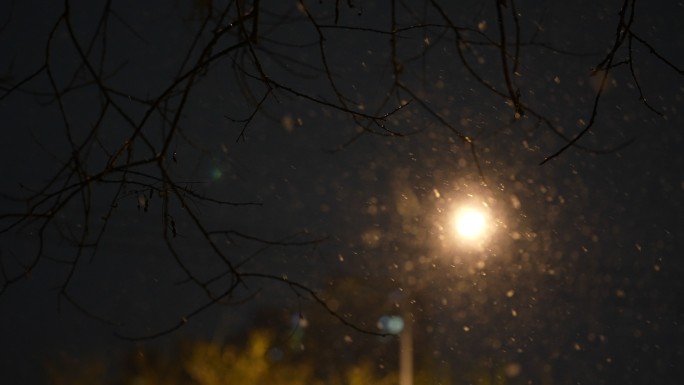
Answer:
xmin=1 ymin=1 xmax=683 ymax=384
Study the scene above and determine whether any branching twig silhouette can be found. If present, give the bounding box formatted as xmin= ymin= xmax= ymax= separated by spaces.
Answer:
xmin=1 ymin=0 xmax=681 ymax=339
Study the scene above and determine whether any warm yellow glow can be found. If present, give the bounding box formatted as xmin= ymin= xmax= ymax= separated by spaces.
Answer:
xmin=452 ymin=207 xmax=488 ymax=241
xmin=456 ymin=209 xmax=486 ymax=239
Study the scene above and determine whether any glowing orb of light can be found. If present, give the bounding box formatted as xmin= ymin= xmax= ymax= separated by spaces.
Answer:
xmin=453 ymin=207 xmax=488 ymax=240
xmin=377 ymin=315 xmax=404 ymax=335
xmin=210 ymin=166 xmax=222 ymax=180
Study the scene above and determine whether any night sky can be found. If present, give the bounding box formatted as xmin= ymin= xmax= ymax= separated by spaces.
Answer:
xmin=1 ymin=1 xmax=683 ymax=384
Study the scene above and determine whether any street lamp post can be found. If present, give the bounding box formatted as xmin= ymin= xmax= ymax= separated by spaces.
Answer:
xmin=397 ymin=203 xmax=492 ymax=385
xmin=399 ymin=313 xmax=413 ymax=385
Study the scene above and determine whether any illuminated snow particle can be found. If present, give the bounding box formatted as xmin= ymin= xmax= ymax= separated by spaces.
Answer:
xmin=510 ymin=194 xmax=521 ymax=209
xmin=281 ymin=115 xmax=295 ymax=132
xmin=504 ymin=363 xmax=522 ymax=378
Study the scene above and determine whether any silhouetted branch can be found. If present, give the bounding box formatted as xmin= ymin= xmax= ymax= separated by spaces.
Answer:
xmin=540 ymin=0 xmax=678 ymax=163
xmin=242 ymin=272 xmax=390 ymax=337
xmin=2 ymin=0 xmax=682 ymax=340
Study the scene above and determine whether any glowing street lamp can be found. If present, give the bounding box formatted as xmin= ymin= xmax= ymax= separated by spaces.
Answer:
xmin=450 ymin=205 xmax=492 ymax=249
xmin=454 ymin=208 xmax=486 ymax=239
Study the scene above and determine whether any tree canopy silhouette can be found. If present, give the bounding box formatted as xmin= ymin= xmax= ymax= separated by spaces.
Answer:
xmin=1 ymin=0 xmax=682 ymax=344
